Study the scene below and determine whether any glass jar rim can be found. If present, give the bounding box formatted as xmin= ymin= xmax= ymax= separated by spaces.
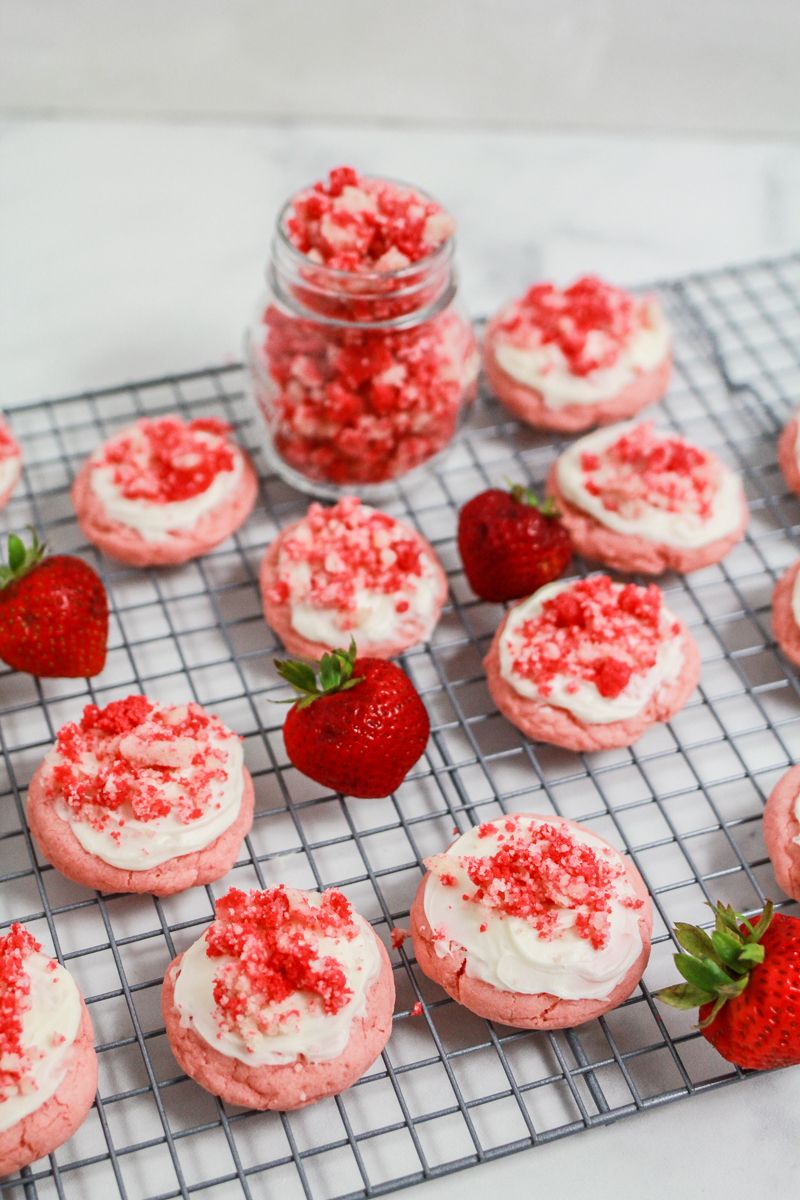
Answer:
xmin=272 ymin=173 xmax=456 ymax=283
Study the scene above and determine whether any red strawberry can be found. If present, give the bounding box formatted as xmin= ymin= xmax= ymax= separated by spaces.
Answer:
xmin=457 ymin=484 xmax=572 ymax=602
xmin=658 ymin=900 xmax=800 ymax=1070
xmin=275 ymin=641 xmax=430 ymax=799
xmin=0 ymin=531 xmax=108 ymax=678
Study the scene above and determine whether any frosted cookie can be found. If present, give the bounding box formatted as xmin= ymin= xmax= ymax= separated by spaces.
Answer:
xmin=547 ymin=421 xmax=747 ymax=575
xmin=778 ymin=410 xmax=800 ymax=497
xmin=484 ymin=574 xmax=701 ymax=752
xmin=27 ymin=694 xmax=254 ymax=896
xmin=410 ymin=813 xmax=652 ymax=1029
xmin=163 ymin=885 xmax=394 ymax=1110
xmin=71 ymin=416 xmax=258 ymax=566
xmin=772 ymin=560 xmax=800 ymax=667
xmin=0 ymin=418 xmax=22 ymax=510
xmin=484 ymin=276 xmax=671 ymax=433
xmin=764 ymin=765 xmax=800 ymax=901
xmin=0 ymin=924 xmax=97 ymax=1176
xmin=260 ymin=496 xmax=447 ymax=658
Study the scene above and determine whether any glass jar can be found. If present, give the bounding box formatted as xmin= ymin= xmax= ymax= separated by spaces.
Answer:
xmin=246 ymin=179 xmax=478 ymax=498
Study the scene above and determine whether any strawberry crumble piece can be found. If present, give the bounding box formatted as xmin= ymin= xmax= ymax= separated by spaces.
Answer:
xmin=495 ymin=276 xmax=655 ymax=376
xmin=205 ymin=887 xmax=359 ymax=1036
xmin=0 ymin=420 xmax=20 ymax=464
xmin=428 ymin=817 xmax=641 ymax=950
xmin=508 ymin=576 xmax=678 ymax=701
xmin=410 ymin=1001 xmax=424 ymax=1017
xmin=390 ymin=927 xmax=410 ymax=950
xmin=579 ymin=422 xmax=720 ymax=520
xmin=45 ymin=695 xmax=235 ymax=832
xmin=96 ymin=417 xmax=236 ymax=503
xmin=0 ymin=925 xmax=41 ymax=1096
xmin=268 ymin=497 xmax=429 ymax=623
xmin=286 ymin=166 xmax=455 ymax=274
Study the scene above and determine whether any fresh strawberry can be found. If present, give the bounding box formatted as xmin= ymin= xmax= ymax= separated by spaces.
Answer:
xmin=658 ymin=899 xmax=800 ymax=1070
xmin=0 ymin=531 xmax=108 ymax=678
xmin=457 ymin=484 xmax=572 ymax=602
xmin=275 ymin=641 xmax=430 ymax=799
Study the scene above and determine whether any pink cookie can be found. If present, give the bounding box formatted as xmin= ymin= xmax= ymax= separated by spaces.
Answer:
xmin=163 ymin=887 xmax=395 ymax=1110
xmin=72 ymin=415 xmax=258 ymax=566
xmin=0 ymin=417 xmax=22 ymax=510
xmin=409 ymin=813 xmax=652 ymax=1029
xmin=546 ymin=420 xmax=748 ymax=573
xmin=484 ymin=575 xmax=701 ymax=753
xmin=27 ymin=694 xmax=254 ymax=897
xmin=483 ymin=276 xmax=671 ymax=433
xmin=0 ymin=926 xmax=97 ymax=1177
xmin=260 ymin=497 xmax=448 ymax=659
xmin=763 ymin=764 xmax=800 ymax=901
xmin=772 ymin=560 xmax=800 ymax=667
xmin=778 ymin=415 xmax=800 ymax=497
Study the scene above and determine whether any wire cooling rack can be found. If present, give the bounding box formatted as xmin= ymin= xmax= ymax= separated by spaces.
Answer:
xmin=2 ymin=253 xmax=800 ymax=1200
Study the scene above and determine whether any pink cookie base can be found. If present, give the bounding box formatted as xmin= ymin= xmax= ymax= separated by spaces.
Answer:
xmin=771 ymin=560 xmax=800 ymax=667
xmin=778 ymin=417 xmax=800 ymax=497
xmin=0 ymin=457 xmax=22 ymax=511
xmin=483 ymin=326 xmax=671 ymax=434
xmin=0 ymin=1002 xmax=97 ymax=1177
xmin=162 ymin=931 xmax=395 ymax=1110
xmin=483 ymin=614 xmax=701 ymax=752
xmin=763 ymin=763 xmax=800 ymax=901
xmin=409 ymin=815 xmax=652 ymax=1029
xmin=260 ymin=518 xmax=448 ymax=659
xmin=71 ymin=451 xmax=259 ymax=566
xmin=547 ymin=467 xmax=748 ymax=576
xmin=27 ymin=767 xmax=255 ymax=897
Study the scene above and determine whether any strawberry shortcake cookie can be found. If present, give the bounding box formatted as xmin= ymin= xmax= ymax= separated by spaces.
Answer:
xmin=763 ymin=764 xmax=800 ymax=901
xmin=410 ymin=813 xmax=652 ymax=1029
xmin=72 ymin=415 xmax=258 ymax=566
xmin=547 ymin=421 xmax=747 ymax=575
xmin=163 ymin=885 xmax=394 ymax=1110
xmin=260 ymin=496 xmax=447 ymax=658
xmin=484 ymin=574 xmax=701 ymax=752
xmin=483 ymin=276 xmax=671 ymax=433
xmin=772 ymin=560 xmax=800 ymax=666
xmin=27 ymin=694 xmax=254 ymax=896
xmin=0 ymin=924 xmax=97 ymax=1176
xmin=778 ymin=409 xmax=800 ymax=497
xmin=0 ymin=417 xmax=22 ymax=510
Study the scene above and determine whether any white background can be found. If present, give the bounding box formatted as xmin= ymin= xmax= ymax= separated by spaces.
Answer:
xmin=1 ymin=3 xmax=799 ymax=1198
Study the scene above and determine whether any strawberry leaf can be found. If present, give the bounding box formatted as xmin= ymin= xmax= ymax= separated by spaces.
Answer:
xmin=273 ymin=639 xmax=363 ymax=708
xmin=674 ymin=923 xmax=719 ymax=962
xmin=7 ymin=534 xmax=25 ymax=573
xmin=0 ymin=529 xmax=46 ymax=590
xmin=658 ymin=982 xmax=715 ymax=1010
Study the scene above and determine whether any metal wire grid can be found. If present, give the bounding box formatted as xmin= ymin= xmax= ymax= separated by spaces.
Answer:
xmin=1 ymin=253 xmax=800 ymax=1200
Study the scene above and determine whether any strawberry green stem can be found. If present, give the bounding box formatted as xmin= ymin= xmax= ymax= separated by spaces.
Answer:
xmin=274 ymin=639 xmax=365 ymax=709
xmin=658 ymin=899 xmax=773 ymax=1028
xmin=0 ymin=531 xmax=46 ymax=590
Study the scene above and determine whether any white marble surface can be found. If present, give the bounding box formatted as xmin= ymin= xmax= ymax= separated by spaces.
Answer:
xmin=1 ymin=118 xmax=799 ymax=1199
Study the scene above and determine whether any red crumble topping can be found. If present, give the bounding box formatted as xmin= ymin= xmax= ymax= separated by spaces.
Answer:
xmin=46 ymin=695 xmax=235 ymax=831
xmin=0 ymin=925 xmax=41 ymax=1096
xmin=286 ymin=166 xmax=455 ymax=273
xmin=390 ymin=927 xmax=409 ymax=949
xmin=433 ymin=818 xmax=641 ymax=950
xmin=268 ymin=497 xmax=429 ymax=621
xmin=496 ymin=276 xmax=653 ymax=376
xmin=206 ymin=887 xmax=359 ymax=1033
xmin=0 ymin=419 xmax=20 ymax=463
xmin=507 ymin=575 xmax=677 ymax=701
xmin=410 ymin=1001 xmax=424 ymax=1017
xmin=97 ymin=416 xmax=236 ymax=503
xmin=579 ymin=422 xmax=720 ymax=521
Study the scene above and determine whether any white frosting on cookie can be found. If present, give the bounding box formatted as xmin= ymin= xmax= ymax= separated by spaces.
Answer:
xmin=0 ymin=954 xmax=82 ymax=1133
xmin=498 ymin=579 xmax=685 ymax=724
xmin=173 ymin=906 xmax=381 ymax=1066
xmin=423 ymin=815 xmax=645 ymax=1001
xmin=493 ymin=301 xmax=669 ymax=409
xmin=555 ymin=422 xmax=744 ymax=549
xmin=0 ymin=452 xmax=22 ymax=501
xmin=89 ymin=426 xmax=242 ymax=543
